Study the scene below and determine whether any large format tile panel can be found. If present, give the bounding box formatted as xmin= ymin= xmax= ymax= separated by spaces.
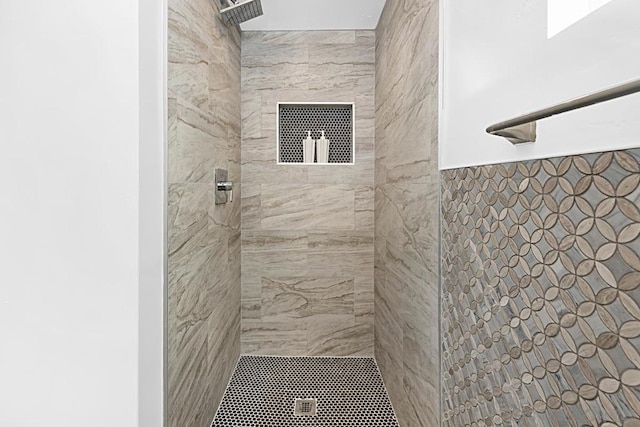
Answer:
xmin=241 ymin=31 xmax=375 ymax=356
xmin=167 ymin=0 xmax=241 ymax=425
xmin=374 ymin=0 xmax=440 ymax=425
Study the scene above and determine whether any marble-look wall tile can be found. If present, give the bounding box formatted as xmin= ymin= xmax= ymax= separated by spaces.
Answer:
xmin=167 ymin=0 xmax=241 ymax=425
xmin=241 ymin=231 xmax=308 ymax=275
xmin=261 ymin=31 xmax=357 ymax=45
xmin=355 ymin=186 xmax=375 ymax=230
xmin=260 ymin=184 xmax=355 ymax=230
xmin=307 ymin=316 xmax=373 ymax=356
xmin=241 ymin=31 xmax=375 ymax=356
xmin=261 ymin=277 xmax=354 ymax=321
xmin=241 ymin=321 xmax=308 ymax=356
xmin=375 ymin=0 xmax=440 ymax=426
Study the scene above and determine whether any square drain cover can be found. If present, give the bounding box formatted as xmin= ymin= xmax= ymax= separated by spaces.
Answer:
xmin=294 ymin=398 xmax=317 ymax=416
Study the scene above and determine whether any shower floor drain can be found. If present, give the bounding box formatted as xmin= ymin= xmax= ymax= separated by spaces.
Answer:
xmin=294 ymin=398 xmax=317 ymax=416
xmin=212 ymin=356 xmax=399 ymax=426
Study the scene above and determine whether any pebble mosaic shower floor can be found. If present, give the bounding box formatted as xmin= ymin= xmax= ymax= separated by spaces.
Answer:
xmin=212 ymin=356 xmax=399 ymax=426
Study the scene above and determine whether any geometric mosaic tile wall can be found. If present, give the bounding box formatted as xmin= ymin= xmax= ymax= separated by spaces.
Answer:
xmin=441 ymin=149 xmax=640 ymax=427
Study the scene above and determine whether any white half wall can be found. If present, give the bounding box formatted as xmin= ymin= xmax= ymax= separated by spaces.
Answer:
xmin=0 ymin=1 xmax=165 ymax=426
xmin=139 ymin=0 xmax=167 ymax=426
xmin=440 ymin=0 xmax=640 ymax=169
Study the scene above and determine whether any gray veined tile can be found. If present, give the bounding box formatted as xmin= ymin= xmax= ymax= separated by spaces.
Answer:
xmin=209 ymin=49 xmax=239 ymax=90
xmin=168 ymin=0 xmax=213 ymax=64
xmin=307 ymin=230 xmax=374 ymax=253
xmin=168 ymin=62 xmax=209 ymax=110
xmin=168 ymin=13 xmax=208 ymax=65
xmin=208 ymin=279 xmax=240 ymax=370
xmin=307 ymin=139 xmax=374 ymax=185
xmin=377 ymin=183 xmax=439 ymax=268
xmin=168 ymin=231 xmax=214 ymax=316
xmin=355 ymin=275 xmax=375 ymax=323
xmin=241 ymin=230 xmax=309 ymax=275
xmin=261 ymin=277 xmax=355 ymax=321
xmin=308 ymin=63 xmax=357 ymax=91
xmin=382 ymin=99 xmax=437 ymax=175
xmin=356 ymin=30 xmax=376 ymax=46
xmin=243 ymin=63 xmax=311 ymax=91
xmin=261 ymin=30 xmax=357 ymax=45
xmin=169 ymin=108 xmax=221 ymax=183
xmin=307 ymin=317 xmax=373 ymax=357
xmin=355 ymin=185 xmax=375 ymax=231
xmin=240 ymin=184 xmax=261 ymax=231
xmin=241 ymin=92 xmax=262 ymax=139
xmin=309 ymin=44 xmax=375 ymax=66
xmin=210 ymin=86 xmax=241 ymax=136
xmin=240 ymin=31 xmax=263 ymax=45
xmin=241 ymin=321 xmax=308 ymax=356
xmin=167 ymin=318 xmax=210 ymax=427
xmin=241 ymin=274 xmax=262 ymax=321
xmin=306 ymin=246 xmax=373 ymax=278
xmin=177 ymin=96 xmax=227 ymax=139
xmin=242 ymin=43 xmax=310 ymax=67
xmin=241 ymin=159 xmax=309 ymax=186
xmin=240 ymin=30 xmax=375 ymax=361
xmin=167 ymin=183 xmax=210 ymax=255
xmin=260 ymin=184 xmax=355 ymax=230
xmin=168 ymin=0 xmax=241 ymax=424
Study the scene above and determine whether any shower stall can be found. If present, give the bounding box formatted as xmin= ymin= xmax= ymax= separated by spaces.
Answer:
xmin=166 ymin=0 xmax=640 ymax=426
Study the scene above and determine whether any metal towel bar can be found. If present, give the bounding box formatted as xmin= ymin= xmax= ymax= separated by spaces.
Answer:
xmin=486 ymin=77 xmax=640 ymax=144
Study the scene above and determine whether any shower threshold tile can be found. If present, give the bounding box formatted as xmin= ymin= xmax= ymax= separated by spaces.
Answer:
xmin=212 ymin=356 xmax=399 ymax=427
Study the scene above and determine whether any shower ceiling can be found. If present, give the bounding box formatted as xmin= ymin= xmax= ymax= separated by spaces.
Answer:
xmin=239 ymin=0 xmax=386 ymax=30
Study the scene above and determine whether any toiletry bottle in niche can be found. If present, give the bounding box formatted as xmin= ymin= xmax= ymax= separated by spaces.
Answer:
xmin=317 ymin=130 xmax=330 ymax=163
xmin=303 ymin=131 xmax=316 ymax=163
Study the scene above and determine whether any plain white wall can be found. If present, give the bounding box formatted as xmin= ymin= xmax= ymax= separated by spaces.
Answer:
xmin=138 ymin=0 xmax=167 ymax=426
xmin=0 ymin=1 xmax=165 ymax=426
xmin=240 ymin=0 xmax=386 ymax=30
xmin=440 ymin=0 xmax=640 ymax=169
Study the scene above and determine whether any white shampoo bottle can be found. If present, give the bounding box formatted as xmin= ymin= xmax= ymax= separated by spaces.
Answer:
xmin=303 ymin=131 xmax=316 ymax=163
xmin=317 ymin=130 xmax=330 ymax=163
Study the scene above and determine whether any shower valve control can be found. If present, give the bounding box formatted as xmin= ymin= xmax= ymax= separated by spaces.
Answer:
xmin=217 ymin=181 xmax=233 ymax=202
xmin=215 ymin=168 xmax=233 ymax=204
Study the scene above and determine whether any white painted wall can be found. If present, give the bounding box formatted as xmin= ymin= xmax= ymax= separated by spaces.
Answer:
xmin=240 ymin=0 xmax=386 ymax=30
xmin=440 ymin=0 xmax=640 ymax=169
xmin=0 ymin=1 xmax=165 ymax=426
xmin=138 ymin=0 xmax=167 ymax=426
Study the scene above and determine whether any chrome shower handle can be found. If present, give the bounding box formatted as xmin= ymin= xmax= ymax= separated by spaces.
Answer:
xmin=215 ymin=168 xmax=233 ymax=204
xmin=217 ymin=181 xmax=233 ymax=202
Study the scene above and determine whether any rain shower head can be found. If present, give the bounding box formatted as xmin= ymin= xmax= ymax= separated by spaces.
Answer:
xmin=221 ymin=0 xmax=263 ymax=25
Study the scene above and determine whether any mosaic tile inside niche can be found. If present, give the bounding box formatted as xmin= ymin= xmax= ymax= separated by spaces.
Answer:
xmin=441 ymin=149 xmax=640 ymax=427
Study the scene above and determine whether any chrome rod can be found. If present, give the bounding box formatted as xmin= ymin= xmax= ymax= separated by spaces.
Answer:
xmin=486 ymin=77 xmax=640 ymax=144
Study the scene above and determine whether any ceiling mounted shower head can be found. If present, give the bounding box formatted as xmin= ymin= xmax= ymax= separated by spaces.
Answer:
xmin=221 ymin=0 xmax=263 ymax=26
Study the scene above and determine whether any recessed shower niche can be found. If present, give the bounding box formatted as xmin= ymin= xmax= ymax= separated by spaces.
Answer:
xmin=277 ymin=102 xmax=355 ymax=165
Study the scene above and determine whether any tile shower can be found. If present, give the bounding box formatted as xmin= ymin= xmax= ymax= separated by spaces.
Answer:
xmin=240 ymin=30 xmax=376 ymax=357
xmin=166 ymin=0 xmax=639 ymax=426
xmin=167 ymin=0 xmax=241 ymax=425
